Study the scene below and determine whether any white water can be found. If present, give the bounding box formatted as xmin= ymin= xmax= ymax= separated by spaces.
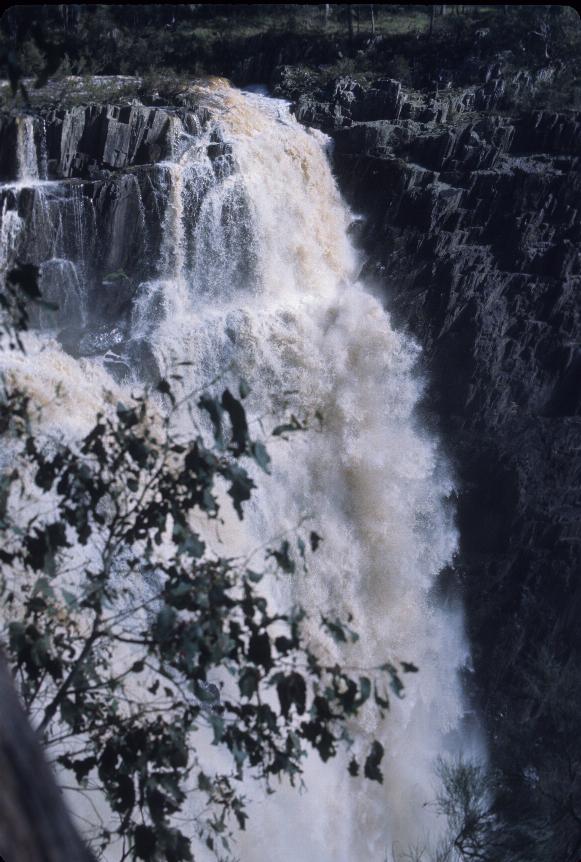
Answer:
xmin=1 ymin=81 xmax=480 ymax=859
xmin=0 ymin=196 xmax=23 ymax=274
xmin=133 ymin=81 xmax=478 ymax=860
xmin=16 ymin=115 xmax=39 ymax=183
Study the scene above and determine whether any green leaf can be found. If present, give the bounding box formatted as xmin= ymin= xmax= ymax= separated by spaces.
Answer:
xmin=321 ymin=615 xmax=352 ymax=644
xmin=172 ymin=521 xmax=205 ymax=559
xmin=310 ymin=531 xmax=322 ymax=552
xmin=276 ymin=672 xmax=306 ymax=718
xmin=358 ymin=676 xmax=371 ymax=705
xmin=225 ymin=462 xmax=255 ymax=519
xmin=272 ymin=415 xmax=303 ymax=437
xmin=61 ymin=589 xmax=78 ymax=609
xmin=364 ymin=741 xmax=384 ymax=784
xmin=248 ymin=632 xmax=272 ymax=670
xmin=268 ymin=540 xmax=295 ymax=574
xmin=251 ymin=440 xmax=271 ymax=473
xmin=156 ymin=378 xmax=175 ymax=405
xmin=401 ymin=661 xmax=418 ymax=674
xmin=33 ymin=577 xmax=55 ymax=599
xmin=116 ymin=402 xmax=140 ymax=428
xmin=209 ymin=712 xmax=225 ymax=744
xmin=60 ymin=697 xmax=78 ymax=729
xmin=134 ymin=824 xmax=157 ymax=860
xmin=153 ymin=605 xmax=177 ymax=642
xmin=221 ymin=388 xmax=249 ymax=455
xmin=239 ymin=666 xmax=259 ymax=699
xmin=199 ymin=394 xmax=223 ymax=447
xmin=374 ymin=686 xmax=390 ymax=710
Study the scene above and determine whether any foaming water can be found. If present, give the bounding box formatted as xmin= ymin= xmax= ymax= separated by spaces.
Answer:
xmin=138 ymin=83 xmax=480 ymax=859
xmin=0 ymin=196 xmax=23 ymax=273
xmin=1 ymin=81 xmax=482 ymax=859
xmin=0 ymin=331 xmax=119 ymax=435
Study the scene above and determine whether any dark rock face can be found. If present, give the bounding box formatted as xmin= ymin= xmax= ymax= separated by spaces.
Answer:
xmin=281 ymin=68 xmax=581 ymax=841
xmin=0 ymin=102 xmax=211 ymax=182
xmin=49 ymin=104 xmax=172 ymax=178
xmin=0 ymin=97 xmax=215 ymax=375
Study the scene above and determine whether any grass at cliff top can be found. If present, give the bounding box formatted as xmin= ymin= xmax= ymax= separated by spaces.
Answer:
xmin=1 ymin=4 xmax=579 ymax=106
xmin=186 ymin=6 xmax=430 ymax=39
xmin=150 ymin=5 xmax=533 ymax=40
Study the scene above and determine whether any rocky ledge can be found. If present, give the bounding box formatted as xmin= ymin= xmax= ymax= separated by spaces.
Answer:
xmin=275 ymin=63 xmax=581 ymax=840
xmin=0 ymin=85 xmax=228 ymax=371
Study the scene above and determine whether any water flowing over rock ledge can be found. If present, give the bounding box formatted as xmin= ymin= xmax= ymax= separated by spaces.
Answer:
xmin=1 ymin=64 xmax=580 ymax=849
xmin=0 ymin=88 xmax=232 ymax=370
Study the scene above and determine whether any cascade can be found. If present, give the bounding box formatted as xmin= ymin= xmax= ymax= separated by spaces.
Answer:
xmin=150 ymin=81 xmax=479 ymax=862
xmin=0 ymin=195 xmax=23 ymax=273
xmin=16 ymin=115 xmax=39 ymax=183
xmin=1 ymin=81 xmax=482 ymax=860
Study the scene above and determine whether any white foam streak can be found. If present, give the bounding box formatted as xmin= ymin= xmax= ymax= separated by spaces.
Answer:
xmin=16 ymin=115 xmax=39 ymax=184
xmin=0 ymin=196 xmax=23 ymax=275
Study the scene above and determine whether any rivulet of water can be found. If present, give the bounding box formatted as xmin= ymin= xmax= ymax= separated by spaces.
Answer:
xmin=16 ymin=115 xmax=39 ymax=184
xmin=131 ymin=82 xmax=481 ymax=860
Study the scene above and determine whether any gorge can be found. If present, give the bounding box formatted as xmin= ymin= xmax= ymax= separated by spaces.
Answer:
xmin=0 ymin=5 xmax=580 ymax=862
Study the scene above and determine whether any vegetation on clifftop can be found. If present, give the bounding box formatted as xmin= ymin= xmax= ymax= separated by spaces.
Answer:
xmin=0 ymin=5 xmax=580 ymax=110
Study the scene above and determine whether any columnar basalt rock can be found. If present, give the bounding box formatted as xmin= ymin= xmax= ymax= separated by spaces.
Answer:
xmin=278 ymin=68 xmax=581 ymax=810
xmin=0 ymin=94 xmax=217 ymax=369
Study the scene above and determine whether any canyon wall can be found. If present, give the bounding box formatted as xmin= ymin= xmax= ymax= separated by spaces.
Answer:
xmin=275 ymin=64 xmax=581 ymax=850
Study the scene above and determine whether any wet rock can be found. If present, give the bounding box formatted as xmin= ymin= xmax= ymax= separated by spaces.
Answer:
xmin=311 ymin=71 xmax=581 ymax=793
xmin=48 ymin=104 xmax=173 ymax=178
xmin=126 ymin=337 xmax=161 ymax=384
xmin=58 ymin=322 xmax=128 ymax=357
xmin=0 ymin=95 xmax=211 ymax=183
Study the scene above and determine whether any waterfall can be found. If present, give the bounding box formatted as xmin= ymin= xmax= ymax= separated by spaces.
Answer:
xmin=1 ymin=81 xmax=481 ymax=860
xmin=136 ymin=82 xmax=480 ymax=860
xmin=16 ymin=115 xmax=39 ymax=184
xmin=0 ymin=196 xmax=23 ymax=275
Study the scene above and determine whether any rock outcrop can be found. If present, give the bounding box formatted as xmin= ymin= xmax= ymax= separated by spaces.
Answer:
xmin=277 ymin=66 xmax=581 ymax=829
xmin=0 ymin=94 xmax=219 ymax=370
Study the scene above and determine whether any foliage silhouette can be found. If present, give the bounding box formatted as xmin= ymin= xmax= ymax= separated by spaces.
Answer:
xmin=0 ymin=266 xmax=411 ymax=860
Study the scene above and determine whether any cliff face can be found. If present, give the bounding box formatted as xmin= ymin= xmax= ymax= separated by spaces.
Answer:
xmin=276 ymin=66 xmax=581 ymax=844
xmin=0 ymin=94 xmax=228 ymax=372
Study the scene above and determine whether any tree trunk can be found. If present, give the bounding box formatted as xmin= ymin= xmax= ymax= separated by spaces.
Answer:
xmin=0 ymin=652 xmax=94 ymax=862
xmin=429 ymin=4 xmax=436 ymax=38
xmin=370 ymin=4 xmax=375 ymax=35
xmin=347 ymin=4 xmax=354 ymax=45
